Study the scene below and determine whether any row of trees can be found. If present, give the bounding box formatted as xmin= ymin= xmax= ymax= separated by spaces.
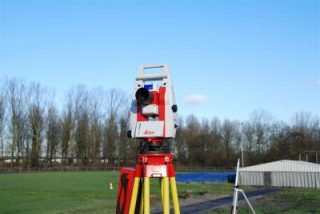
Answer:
xmin=0 ymin=78 xmax=319 ymax=168
xmin=175 ymin=112 xmax=319 ymax=168
xmin=0 ymin=78 xmax=135 ymax=168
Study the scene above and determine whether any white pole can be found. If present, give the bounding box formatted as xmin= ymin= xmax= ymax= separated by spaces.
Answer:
xmin=232 ymin=158 xmax=240 ymax=214
xmin=235 ymin=158 xmax=240 ymax=187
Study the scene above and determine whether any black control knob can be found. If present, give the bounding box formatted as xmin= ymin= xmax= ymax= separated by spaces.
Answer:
xmin=172 ymin=104 xmax=178 ymax=112
xmin=127 ymin=130 xmax=132 ymax=138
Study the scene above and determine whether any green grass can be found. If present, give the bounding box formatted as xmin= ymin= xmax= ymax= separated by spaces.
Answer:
xmin=206 ymin=188 xmax=320 ymax=214
xmin=0 ymin=171 xmax=119 ymax=213
xmin=5 ymin=171 xmax=317 ymax=214
xmin=0 ymin=171 xmax=234 ymax=213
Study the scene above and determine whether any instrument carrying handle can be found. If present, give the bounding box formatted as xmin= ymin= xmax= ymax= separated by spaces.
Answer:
xmin=136 ymin=64 xmax=170 ymax=81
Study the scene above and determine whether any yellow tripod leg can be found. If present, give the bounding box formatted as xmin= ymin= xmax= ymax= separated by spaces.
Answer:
xmin=163 ymin=177 xmax=170 ymax=214
xmin=143 ymin=177 xmax=150 ymax=214
xmin=170 ymin=177 xmax=180 ymax=214
xmin=160 ymin=178 xmax=164 ymax=208
xmin=129 ymin=177 xmax=140 ymax=214
xmin=139 ymin=181 xmax=144 ymax=214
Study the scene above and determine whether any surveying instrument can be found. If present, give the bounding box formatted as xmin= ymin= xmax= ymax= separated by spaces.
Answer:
xmin=116 ymin=64 xmax=180 ymax=214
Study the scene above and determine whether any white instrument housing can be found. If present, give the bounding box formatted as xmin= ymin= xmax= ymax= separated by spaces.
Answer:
xmin=129 ymin=64 xmax=177 ymax=139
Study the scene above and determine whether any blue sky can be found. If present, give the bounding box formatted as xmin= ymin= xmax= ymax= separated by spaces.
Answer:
xmin=0 ymin=0 xmax=319 ymax=121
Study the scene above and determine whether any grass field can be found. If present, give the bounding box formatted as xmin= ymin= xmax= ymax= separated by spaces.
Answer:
xmin=206 ymin=188 xmax=320 ymax=214
xmin=0 ymin=171 xmax=234 ymax=213
xmin=0 ymin=171 xmax=119 ymax=213
xmin=1 ymin=171 xmax=319 ymax=213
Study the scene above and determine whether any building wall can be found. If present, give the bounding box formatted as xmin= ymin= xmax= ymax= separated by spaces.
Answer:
xmin=239 ymin=171 xmax=320 ymax=189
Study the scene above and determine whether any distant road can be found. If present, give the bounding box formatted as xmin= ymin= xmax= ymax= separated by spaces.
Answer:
xmin=153 ymin=187 xmax=280 ymax=214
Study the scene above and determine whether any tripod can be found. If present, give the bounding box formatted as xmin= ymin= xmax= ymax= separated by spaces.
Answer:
xmin=231 ymin=158 xmax=256 ymax=214
xmin=117 ymin=141 xmax=180 ymax=214
xmin=117 ymin=64 xmax=180 ymax=214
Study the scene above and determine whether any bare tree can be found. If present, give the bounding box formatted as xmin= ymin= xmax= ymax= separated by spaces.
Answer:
xmin=89 ymin=88 xmax=103 ymax=166
xmin=310 ymin=117 xmax=320 ymax=154
xmin=116 ymin=91 xmax=130 ymax=166
xmin=242 ymin=120 xmax=255 ymax=164
xmin=46 ymin=104 xmax=60 ymax=166
xmin=289 ymin=112 xmax=314 ymax=159
xmin=61 ymin=92 xmax=75 ymax=164
xmin=0 ymin=79 xmax=6 ymax=159
xmin=103 ymin=88 xmax=126 ymax=165
xmin=268 ymin=121 xmax=290 ymax=161
xmin=233 ymin=122 xmax=243 ymax=159
xmin=185 ymin=115 xmax=201 ymax=167
xmin=249 ymin=110 xmax=272 ymax=162
xmin=208 ymin=117 xmax=223 ymax=167
xmin=174 ymin=117 xmax=188 ymax=165
xmin=7 ymin=78 xmax=28 ymax=167
xmin=222 ymin=119 xmax=235 ymax=168
xmin=72 ymin=86 xmax=90 ymax=165
xmin=28 ymin=83 xmax=48 ymax=167
xmin=198 ymin=118 xmax=210 ymax=166
xmin=118 ymin=110 xmax=130 ymax=165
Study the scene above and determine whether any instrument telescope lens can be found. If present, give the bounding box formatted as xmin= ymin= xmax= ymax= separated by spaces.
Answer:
xmin=135 ymin=88 xmax=154 ymax=105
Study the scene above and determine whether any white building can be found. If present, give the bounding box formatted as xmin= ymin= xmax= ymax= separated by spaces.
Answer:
xmin=239 ymin=160 xmax=320 ymax=189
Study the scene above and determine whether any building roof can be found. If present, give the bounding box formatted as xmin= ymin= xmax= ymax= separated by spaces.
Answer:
xmin=239 ymin=160 xmax=320 ymax=172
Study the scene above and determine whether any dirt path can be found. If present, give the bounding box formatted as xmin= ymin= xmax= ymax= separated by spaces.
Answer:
xmin=152 ymin=187 xmax=280 ymax=214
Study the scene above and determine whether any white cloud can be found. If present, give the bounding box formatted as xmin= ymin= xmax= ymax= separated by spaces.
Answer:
xmin=183 ymin=94 xmax=209 ymax=106
xmin=315 ymin=80 xmax=320 ymax=85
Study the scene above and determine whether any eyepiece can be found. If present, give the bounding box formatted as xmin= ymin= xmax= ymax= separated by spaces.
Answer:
xmin=135 ymin=88 xmax=154 ymax=105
